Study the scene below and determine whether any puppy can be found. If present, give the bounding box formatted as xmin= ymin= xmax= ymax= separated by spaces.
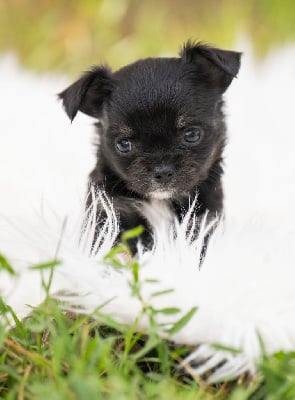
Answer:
xmin=59 ymin=41 xmax=241 ymax=254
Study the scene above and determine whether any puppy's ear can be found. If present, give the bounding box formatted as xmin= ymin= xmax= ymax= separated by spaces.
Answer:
xmin=58 ymin=65 xmax=114 ymax=122
xmin=180 ymin=41 xmax=242 ymax=91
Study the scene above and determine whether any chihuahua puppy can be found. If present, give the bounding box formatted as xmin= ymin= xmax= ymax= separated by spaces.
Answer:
xmin=59 ymin=41 xmax=241 ymax=254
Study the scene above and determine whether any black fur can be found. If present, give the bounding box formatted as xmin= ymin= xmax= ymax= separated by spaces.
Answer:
xmin=59 ymin=41 xmax=241 ymax=253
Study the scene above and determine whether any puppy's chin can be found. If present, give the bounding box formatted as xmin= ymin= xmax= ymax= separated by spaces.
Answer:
xmin=148 ymin=190 xmax=173 ymax=200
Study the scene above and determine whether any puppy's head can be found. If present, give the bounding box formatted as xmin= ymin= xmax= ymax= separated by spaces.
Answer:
xmin=59 ymin=41 xmax=241 ymax=199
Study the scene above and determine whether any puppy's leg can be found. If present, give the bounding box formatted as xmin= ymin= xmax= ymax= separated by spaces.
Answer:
xmin=197 ymin=179 xmax=224 ymax=262
xmin=117 ymin=207 xmax=153 ymax=255
xmin=84 ymin=187 xmax=152 ymax=255
xmin=172 ymin=181 xmax=223 ymax=265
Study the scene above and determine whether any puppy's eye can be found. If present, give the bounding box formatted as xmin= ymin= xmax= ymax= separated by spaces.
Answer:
xmin=116 ymin=138 xmax=132 ymax=153
xmin=183 ymin=127 xmax=202 ymax=144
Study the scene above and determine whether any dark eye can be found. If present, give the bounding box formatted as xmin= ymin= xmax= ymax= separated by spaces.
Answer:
xmin=183 ymin=127 xmax=202 ymax=144
xmin=116 ymin=138 xmax=132 ymax=153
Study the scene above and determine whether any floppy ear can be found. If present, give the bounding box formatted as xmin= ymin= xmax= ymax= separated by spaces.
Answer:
xmin=180 ymin=41 xmax=242 ymax=91
xmin=58 ymin=65 xmax=114 ymax=122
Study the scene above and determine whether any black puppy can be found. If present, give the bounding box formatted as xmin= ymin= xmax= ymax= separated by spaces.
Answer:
xmin=59 ymin=41 xmax=241 ymax=253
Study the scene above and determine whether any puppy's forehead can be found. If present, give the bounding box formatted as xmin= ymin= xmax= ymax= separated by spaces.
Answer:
xmin=112 ymin=58 xmax=186 ymax=109
xmin=116 ymin=116 xmax=192 ymax=134
xmin=115 ymin=57 xmax=184 ymax=84
xmin=109 ymin=57 xmax=212 ymax=131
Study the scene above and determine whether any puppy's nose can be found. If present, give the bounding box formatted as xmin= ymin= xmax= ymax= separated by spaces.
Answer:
xmin=154 ymin=165 xmax=174 ymax=183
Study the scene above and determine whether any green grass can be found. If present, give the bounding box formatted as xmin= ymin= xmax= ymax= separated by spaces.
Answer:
xmin=0 ymin=297 xmax=244 ymax=400
xmin=1 ymin=241 xmax=295 ymax=399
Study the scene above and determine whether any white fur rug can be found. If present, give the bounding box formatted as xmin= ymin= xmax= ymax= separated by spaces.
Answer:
xmin=0 ymin=44 xmax=295 ymax=381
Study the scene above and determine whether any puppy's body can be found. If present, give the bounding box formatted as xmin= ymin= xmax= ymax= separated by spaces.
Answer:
xmin=60 ymin=42 xmax=241 ymax=253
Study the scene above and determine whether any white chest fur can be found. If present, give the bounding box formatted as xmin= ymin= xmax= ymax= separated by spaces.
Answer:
xmin=139 ymin=198 xmax=175 ymax=234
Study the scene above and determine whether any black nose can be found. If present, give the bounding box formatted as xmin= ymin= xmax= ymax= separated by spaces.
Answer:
xmin=154 ymin=165 xmax=174 ymax=183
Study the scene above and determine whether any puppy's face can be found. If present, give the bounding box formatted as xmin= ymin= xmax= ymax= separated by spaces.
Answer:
xmin=60 ymin=42 xmax=241 ymax=199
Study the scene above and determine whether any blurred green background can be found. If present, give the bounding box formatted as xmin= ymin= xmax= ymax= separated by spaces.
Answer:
xmin=1 ymin=0 xmax=295 ymax=75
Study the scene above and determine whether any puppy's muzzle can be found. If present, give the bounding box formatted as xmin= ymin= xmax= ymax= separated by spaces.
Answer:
xmin=153 ymin=164 xmax=175 ymax=184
